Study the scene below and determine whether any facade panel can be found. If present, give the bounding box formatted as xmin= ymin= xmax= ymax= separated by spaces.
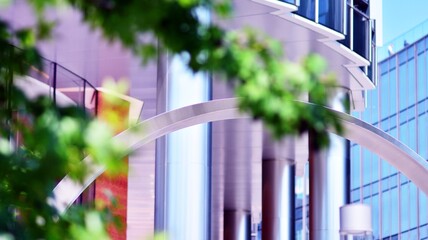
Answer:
xmin=352 ymin=33 xmax=428 ymax=239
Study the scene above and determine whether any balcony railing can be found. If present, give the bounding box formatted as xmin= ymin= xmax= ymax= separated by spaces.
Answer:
xmin=3 ymin=43 xmax=98 ymax=115
xmin=284 ymin=0 xmax=376 ymax=83
xmin=26 ymin=50 xmax=99 ymax=116
xmin=295 ymin=0 xmax=346 ymax=34
xmin=340 ymin=0 xmax=377 ymax=83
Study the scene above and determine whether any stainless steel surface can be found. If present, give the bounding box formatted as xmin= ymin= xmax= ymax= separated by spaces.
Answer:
xmin=211 ymin=80 xmax=263 ymax=240
xmin=154 ymin=47 xmax=168 ymax=233
xmin=165 ymin=54 xmax=211 ymax=239
xmin=262 ymin=135 xmax=295 ymax=240
xmin=262 ymin=159 xmax=295 ymax=240
xmin=224 ymin=210 xmax=251 ymax=240
xmin=309 ymin=90 xmax=349 ymax=240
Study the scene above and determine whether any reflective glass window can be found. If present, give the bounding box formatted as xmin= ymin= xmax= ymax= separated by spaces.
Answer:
xmin=418 ymin=113 xmax=428 ymax=159
xmin=399 ymin=62 xmax=408 ymax=111
xmin=418 ymin=39 xmax=425 ymax=54
xmin=295 ymin=219 xmax=302 ymax=240
xmin=281 ymin=0 xmax=296 ymax=4
xmin=410 ymin=184 xmax=418 ymax=230
xmin=382 ymin=190 xmax=391 ymax=237
xmin=390 ymin=127 xmax=397 ymax=139
xmin=297 ymin=0 xmax=315 ymax=21
xmin=363 ymin=149 xmax=371 ymax=185
xmin=389 ymin=174 xmax=398 ymax=188
xmin=318 ymin=0 xmax=345 ymax=33
xmin=372 ymin=194 xmax=380 ymax=239
xmin=351 ymin=188 xmax=360 ymax=203
xmin=401 ymin=183 xmax=410 ymax=232
xmin=371 ymin=181 xmax=379 ymax=195
xmin=390 ymin=68 xmax=397 ymax=115
xmin=408 ymin=58 xmax=416 ymax=107
xmin=399 ymin=51 xmax=407 ymax=65
xmin=408 ymin=45 xmax=415 ymax=60
xmin=381 ymin=160 xmax=391 ymax=179
xmin=351 ymin=145 xmax=361 ymax=189
xmin=402 ymin=231 xmax=409 ymax=240
xmin=381 ymin=73 xmax=390 ymax=119
xmin=390 ymin=57 xmax=396 ymax=71
xmin=370 ymin=89 xmax=379 ymax=123
xmin=408 ymin=119 xmax=416 ymax=151
xmin=401 ymin=174 xmax=409 ymax=185
xmin=420 ymin=192 xmax=427 ymax=226
xmin=426 ymin=36 xmax=428 ymax=50
xmin=372 ymin=154 xmax=379 ymax=182
xmin=421 ymin=224 xmax=428 ymax=239
xmin=381 ymin=119 xmax=389 ymax=131
xmin=410 ymin=228 xmax=418 ymax=240
xmin=381 ymin=177 xmax=389 ymax=192
xmin=380 ymin=61 xmax=388 ymax=75
xmin=363 ymin=184 xmax=371 ymax=198
xmin=418 ymin=51 xmax=426 ymax=102
xmin=418 ymin=101 xmax=426 ymax=115
xmin=391 ymin=187 xmax=399 ymax=236
xmin=400 ymin=121 xmax=409 ymax=146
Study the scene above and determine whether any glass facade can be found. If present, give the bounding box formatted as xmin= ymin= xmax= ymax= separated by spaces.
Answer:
xmin=351 ymin=35 xmax=428 ymax=240
xmin=296 ymin=0 xmax=346 ymax=33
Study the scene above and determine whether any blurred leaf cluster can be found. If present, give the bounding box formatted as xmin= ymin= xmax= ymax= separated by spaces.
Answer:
xmin=0 ymin=0 xmax=345 ymax=238
xmin=50 ymin=0 xmax=342 ymax=148
xmin=0 ymin=17 xmax=125 ymax=239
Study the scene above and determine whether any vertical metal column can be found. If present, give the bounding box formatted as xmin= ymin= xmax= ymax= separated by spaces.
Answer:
xmin=309 ymin=90 xmax=350 ymax=240
xmin=165 ymin=54 xmax=211 ymax=239
xmin=156 ymin=8 xmax=212 ymax=239
xmin=224 ymin=210 xmax=251 ymax=240
xmin=154 ymin=45 xmax=168 ymax=233
xmin=262 ymin=137 xmax=295 ymax=240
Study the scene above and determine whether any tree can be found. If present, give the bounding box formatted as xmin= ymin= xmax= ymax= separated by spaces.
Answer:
xmin=0 ymin=0 xmax=343 ymax=239
xmin=0 ymin=22 xmax=126 ymax=239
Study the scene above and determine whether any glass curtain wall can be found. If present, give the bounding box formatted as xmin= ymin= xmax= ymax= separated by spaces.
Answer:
xmin=351 ymin=35 xmax=428 ymax=240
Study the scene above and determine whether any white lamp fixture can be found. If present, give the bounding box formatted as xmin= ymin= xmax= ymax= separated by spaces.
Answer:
xmin=339 ymin=203 xmax=373 ymax=239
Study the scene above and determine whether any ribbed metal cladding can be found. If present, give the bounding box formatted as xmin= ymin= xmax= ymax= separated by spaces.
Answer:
xmin=309 ymin=89 xmax=350 ymax=240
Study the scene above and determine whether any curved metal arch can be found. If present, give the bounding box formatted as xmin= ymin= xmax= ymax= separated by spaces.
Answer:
xmin=51 ymin=98 xmax=428 ymax=213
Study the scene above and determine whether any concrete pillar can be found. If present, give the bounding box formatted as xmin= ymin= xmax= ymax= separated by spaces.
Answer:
xmin=224 ymin=210 xmax=251 ymax=240
xmin=262 ymin=137 xmax=295 ymax=240
xmin=309 ymin=90 xmax=350 ymax=240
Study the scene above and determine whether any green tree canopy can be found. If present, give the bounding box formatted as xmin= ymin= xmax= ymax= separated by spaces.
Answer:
xmin=0 ymin=0 xmax=343 ymax=238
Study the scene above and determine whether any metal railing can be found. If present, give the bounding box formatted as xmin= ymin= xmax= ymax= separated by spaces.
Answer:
xmin=287 ymin=0 xmax=377 ymax=83
xmin=339 ymin=1 xmax=377 ymax=83
xmin=294 ymin=0 xmax=346 ymax=34
xmin=24 ymin=49 xmax=99 ymax=116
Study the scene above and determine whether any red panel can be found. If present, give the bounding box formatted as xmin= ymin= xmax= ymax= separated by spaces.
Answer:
xmin=95 ymin=91 xmax=130 ymax=240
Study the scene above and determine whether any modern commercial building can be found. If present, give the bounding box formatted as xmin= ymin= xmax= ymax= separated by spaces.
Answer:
xmin=351 ymin=22 xmax=428 ymax=240
xmin=7 ymin=0 xmax=420 ymax=240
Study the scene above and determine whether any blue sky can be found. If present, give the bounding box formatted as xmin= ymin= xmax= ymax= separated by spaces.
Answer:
xmin=382 ymin=0 xmax=428 ymax=43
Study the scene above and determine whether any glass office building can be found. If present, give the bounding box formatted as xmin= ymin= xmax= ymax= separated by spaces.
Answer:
xmin=351 ymin=31 xmax=428 ymax=239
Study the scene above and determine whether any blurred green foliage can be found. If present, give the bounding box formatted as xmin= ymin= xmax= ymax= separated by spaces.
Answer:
xmin=0 ymin=18 xmax=124 ymax=239
xmin=51 ymin=0 xmax=342 ymax=147
xmin=0 ymin=0 xmax=344 ymax=238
